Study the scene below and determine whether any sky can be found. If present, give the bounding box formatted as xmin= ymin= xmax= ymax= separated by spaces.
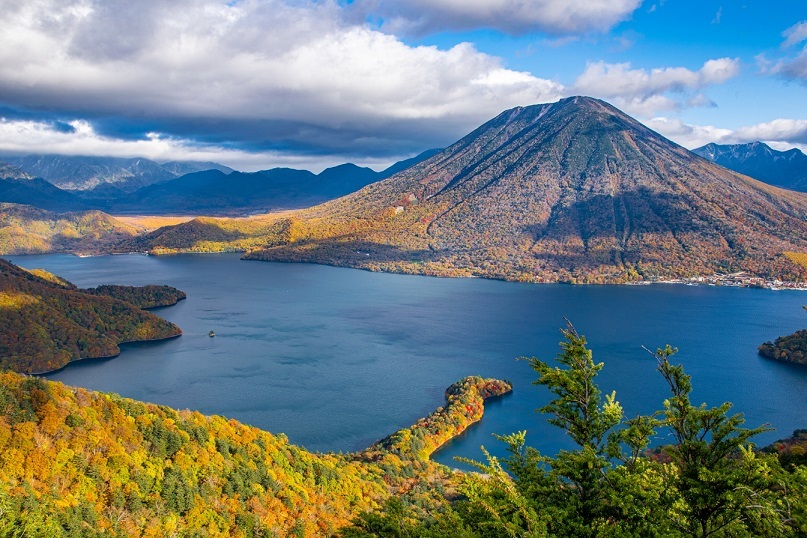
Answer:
xmin=0 ymin=0 xmax=805 ymax=172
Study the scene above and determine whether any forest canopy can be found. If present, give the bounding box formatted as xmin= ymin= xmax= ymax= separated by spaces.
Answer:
xmin=0 ymin=259 xmax=182 ymax=373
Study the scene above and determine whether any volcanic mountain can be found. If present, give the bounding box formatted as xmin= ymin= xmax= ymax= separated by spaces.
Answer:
xmin=142 ymin=97 xmax=807 ymax=283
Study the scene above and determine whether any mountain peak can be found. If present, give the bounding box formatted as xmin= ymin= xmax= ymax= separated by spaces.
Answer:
xmin=240 ymin=98 xmax=807 ymax=284
xmin=495 ymin=96 xmax=619 ymax=123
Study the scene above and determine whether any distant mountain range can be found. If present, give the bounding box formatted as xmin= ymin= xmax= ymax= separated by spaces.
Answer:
xmin=0 ymin=154 xmax=234 ymax=193
xmin=0 ymin=177 xmax=88 ymax=212
xmin=692 ymin=142 xmax=807 ymax=192
xmin=0 ymin=149 xmax=440 ymax=214
xmin=107 ymin=161 xmax=394 ymax=214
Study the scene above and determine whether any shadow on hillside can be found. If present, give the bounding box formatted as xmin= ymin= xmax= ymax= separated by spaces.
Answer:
xmin=525 ymin=189 xmax=699 ymax=246
xmin=244 ymin=237 xmax=441 ymax=266
xmin=144 ymin=219 xmax=251 ymax=244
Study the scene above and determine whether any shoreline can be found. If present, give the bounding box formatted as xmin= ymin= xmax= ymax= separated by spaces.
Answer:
xmin=361 ymin=377 xmax=513 ymax=462
xmin=10 ymin=249 xmax=805 ymax=290
xmin=426 ymin=388 xmax=513 ymax=461
xmin=32 ymin=333 xmax=182 ymax=376
xmin=158 ymin=249 xmax=807 ymax=290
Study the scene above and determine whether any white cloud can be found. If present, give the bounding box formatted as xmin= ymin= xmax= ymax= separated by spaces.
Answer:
xmin=353 ymin=0 xmax=642 ymax=36
xmin=0 ymin=0 xmax=564 ymax=158
xmin=643 ymin=117 xmax=733 ymax=149
xmin=572 ymin=58 xmax=740 ymax=116
xmin=783 ymin=21 xmax=807 ymax=48
xmin=766 ymin=141 xmax=807 ymax=154
xmin=644 ymin=116 xmax=807 ymax=151
xmin=732 ymin=119 xmax=807 ymax=145
xmin=759 ymin=21 xmax=807 ymax=84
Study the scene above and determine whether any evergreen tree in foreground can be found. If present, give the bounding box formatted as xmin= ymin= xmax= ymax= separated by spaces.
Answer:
xmin=344 ymin=322 xmax=806 ymax=537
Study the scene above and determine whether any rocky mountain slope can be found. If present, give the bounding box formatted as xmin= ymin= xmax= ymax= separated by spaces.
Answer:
xmin=0 ymin=162 xmax=33 ymax=180
xmin=693 ymin=142 xmax=807 ymax=192
xmin=235 ymin=97 xmax=807 ymax=283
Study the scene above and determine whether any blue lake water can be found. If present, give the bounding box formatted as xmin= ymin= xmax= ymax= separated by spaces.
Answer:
xmin=6 ymin=252 xmax=807 ymax=468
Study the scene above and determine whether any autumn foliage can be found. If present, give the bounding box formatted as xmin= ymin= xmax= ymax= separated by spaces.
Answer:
xmin=0 ymin=373 xmax=510 ymax=536
xmin=82 ymin=284 xmax=186 ymax=310
xmin=759 ymin=329 xmax=807 ymax=365
xmin=0 ymin=259 xmax=181 ymax=373
xmin=365 ymin=377 xmax=512 ymax=461
xmin=0 ymin=372 xmax=385 ymax=536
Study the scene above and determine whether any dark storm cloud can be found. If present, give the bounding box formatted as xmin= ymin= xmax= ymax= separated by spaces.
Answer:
xmin=350 ymin=0 xmax=643 ymax=36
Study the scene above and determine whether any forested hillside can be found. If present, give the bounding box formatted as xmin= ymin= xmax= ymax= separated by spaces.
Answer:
xmin=759 ymin=329 xmax=807 ymax=365
xmin=0 ymin=259 xmax=181 ymax=373
xmin=0 ymin=203 xmax=141 ymax=255
xmin=82 ymin=284 xmax=186 ymax=309
xmin=0 ymin=373 xmax=509 ymax=537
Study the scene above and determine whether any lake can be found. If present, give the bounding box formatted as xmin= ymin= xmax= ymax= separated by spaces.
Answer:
xmin=6 ymin=252 xmax=807 ymax=468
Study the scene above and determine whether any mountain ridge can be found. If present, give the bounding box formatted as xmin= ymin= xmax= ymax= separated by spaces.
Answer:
xmin=0 ymin=154 xmax=235 ymax=193
xmin=692 ymin=141 xmax=807 ymax=192
xmin=0 ymin=203 xmax=141 ymax=255
xmin=0 ymin=152 xmax=441 ymax=215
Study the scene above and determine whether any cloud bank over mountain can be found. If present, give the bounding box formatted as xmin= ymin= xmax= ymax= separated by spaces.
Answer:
xmin=0 ymin=1 xmax=803 ymax=169
xmin=0 ymin=0 xmax=563 ymax=168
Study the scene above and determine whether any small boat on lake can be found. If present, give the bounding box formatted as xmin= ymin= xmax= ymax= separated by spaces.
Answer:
xmin=209 ymin=330 xmax=215 ymax=337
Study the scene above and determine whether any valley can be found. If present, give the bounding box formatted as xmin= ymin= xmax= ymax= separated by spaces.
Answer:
xmin=2 ymin=90 xmax=807 ymax=538
xmin=4 ymin=0 xmax=807 ymax=533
